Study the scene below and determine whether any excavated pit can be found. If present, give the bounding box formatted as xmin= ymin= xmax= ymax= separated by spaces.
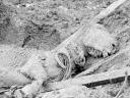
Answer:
xmin=0 ymin=0 xmax=130 ymax=98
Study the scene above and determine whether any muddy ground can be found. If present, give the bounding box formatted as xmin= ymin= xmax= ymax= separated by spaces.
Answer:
xmin=0 ymin=0 xmax=130 ymax=98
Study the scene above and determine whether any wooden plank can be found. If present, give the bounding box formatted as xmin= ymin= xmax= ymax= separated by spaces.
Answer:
xmin=47 ymin=67 xmax=130 ymax=90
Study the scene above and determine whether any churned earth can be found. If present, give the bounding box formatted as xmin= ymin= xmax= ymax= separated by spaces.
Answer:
xmin=0 ymin=0 xmax=130 ymax=98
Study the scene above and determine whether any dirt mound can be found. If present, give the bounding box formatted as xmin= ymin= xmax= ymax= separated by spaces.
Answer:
xmin=0 ymin=0 xmax=130 ymax=98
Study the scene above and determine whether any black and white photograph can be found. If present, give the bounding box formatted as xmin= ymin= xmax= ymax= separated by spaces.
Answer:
xmin=0 ymin=0 xmax=129 ymax=97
